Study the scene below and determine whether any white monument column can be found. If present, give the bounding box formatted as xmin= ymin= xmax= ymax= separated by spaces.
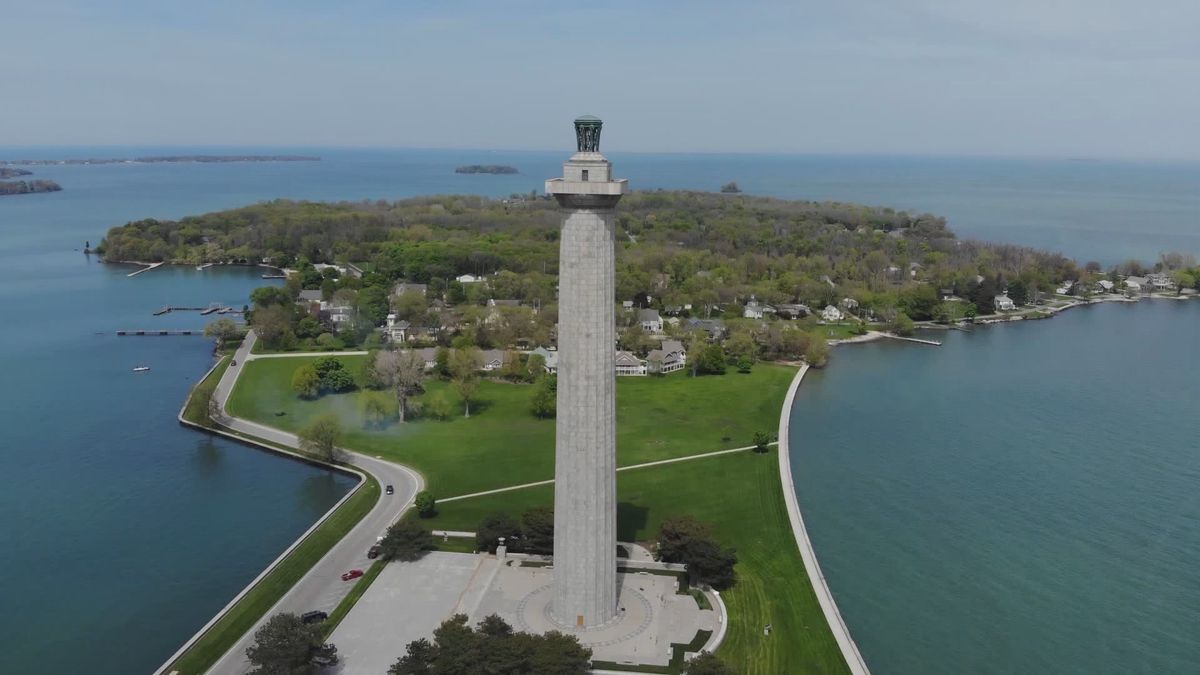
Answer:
xmin=545 ymin=115 xmax=629 ymax=628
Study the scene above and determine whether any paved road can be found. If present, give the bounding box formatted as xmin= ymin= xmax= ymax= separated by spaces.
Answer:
xmin=203 ymin=332 xmax=423 ymax=675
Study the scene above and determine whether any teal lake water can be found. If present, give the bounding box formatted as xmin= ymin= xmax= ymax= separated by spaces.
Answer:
xmin=0 ymin=147 xmax=1197 ymax=672
xmin=790 ymin=301 xmax=1200 ymax=673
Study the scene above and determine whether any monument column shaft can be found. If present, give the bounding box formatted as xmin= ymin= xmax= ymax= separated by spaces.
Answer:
xmin=552 ymin=205 xmax=618 ymax=627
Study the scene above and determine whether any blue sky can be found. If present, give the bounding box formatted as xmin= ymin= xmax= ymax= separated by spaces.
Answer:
xmin=3 ymin=0 xmax=1198 ymax=159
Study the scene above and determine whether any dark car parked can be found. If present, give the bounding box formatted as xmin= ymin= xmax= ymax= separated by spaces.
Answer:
xmin=385 ymin=484 xmax=394 ymax=495
xmin=300 ymin=610 xmax=328 ymax=625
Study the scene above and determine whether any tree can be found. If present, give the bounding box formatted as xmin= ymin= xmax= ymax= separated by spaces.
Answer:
xmin=291 ymin=364 xmax=320 ymax=399
xmin=499 ymin=350 xmax=526 ymax=381
xmin=415 ymin=491 xmax=437 ymax=518
xmin=476 ymin=512 xmax=521 ymax=553
xmin=685 ymin=651 xmax=737 ymax=675
xmin=356 ymin=284 xmax=390 ymax=326
xmin=435 ymin=347 xmax=451 ymax=379
xmin=450 ymin=347 xmax=484 ymax=417
xmin=521 ymin=506 xmax=554 ymax=555
xmin=379 ymin=520 xmax=434 ymax=562
xmin=657 ymin=516 xmax=738 ymax=590
xmin=313 ymin=356 xmax=355 ymax=393
xmin=252 ymin=305 xmax=295 ymax=349
xmin=204 ymin=317 xmax=240 ymax=345
xmin=250 ymin=285 xmax=293 ymax=309
xmin=372 ymin=350 xmax=426 ymax=422
xmin=298 ymin=414 xmax=340 ymax=462
xmin=1007 ymin=279 xmax=1029 ymax=306
xmin=888 ymin=312 xmax=915 ymax=336
xmin=294 ymin=315 xmax=322 ymax=340
xmin=693 ymin=343 xmax=727 ymax=375
xmin=736 ymin=355 xmax=754 ymax=374
xmin=720 ymin=181 xmax=741 ymax=193
xmin=427 ymin=391 xmax=453 ymax=420
xmin=804 ymin=332 xmax=830 ymax=367
xmin=245 ymin=613 xmax=336 ymax=675
xmin=530 ymin=375 xmax=557 ymax=418
xmin=389 ymin=614 xmax=590 ymax=675
xmin=753 ymin=431 xmax=771 ymax=453
xmin=361 ymin=391 xmax=393 ymax=428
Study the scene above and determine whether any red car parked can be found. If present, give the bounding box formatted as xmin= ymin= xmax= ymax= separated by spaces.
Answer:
xmin=341 ymin=569 xmax=364 ymax=581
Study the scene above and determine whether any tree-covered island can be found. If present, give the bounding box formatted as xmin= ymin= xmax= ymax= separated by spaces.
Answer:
xmin=0 ymin=179 xmax=62 ymax=195
xmin=455 ymin=164 xmax=518 ymax=174
xmin=0 ymin=168 xmax=33 ymax=178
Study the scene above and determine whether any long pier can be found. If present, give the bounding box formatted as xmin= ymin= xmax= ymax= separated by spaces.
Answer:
xmin=885 ymin=335 xmax=942 ymax=346
xmin=117 ymin=330 xmax=204 ymax=336
xmin=127 ymin=262 xmax=164 ymax=277
xmin=153 ymin=305 xmax=241 ymax=316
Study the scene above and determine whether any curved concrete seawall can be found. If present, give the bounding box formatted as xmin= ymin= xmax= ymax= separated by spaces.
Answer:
xmin=777 ymin=365 xmax=871 ymax=675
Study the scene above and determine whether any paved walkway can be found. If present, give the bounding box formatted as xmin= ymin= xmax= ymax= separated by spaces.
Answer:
xmin=777 ymin=365 xmax=870 ymax=674
xmin=441 ymin=442 xmax=776 ymax=503
xmin=163 ymin=332 xmax=424 ymax=675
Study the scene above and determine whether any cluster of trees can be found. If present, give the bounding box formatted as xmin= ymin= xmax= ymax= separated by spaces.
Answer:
xmin=389 ymin=614 xmax=591 ymax=675
xmin=657 ymin=516 xmax=738 ymax=590
xmin=291 ymin=357 xmax=356 ymax=398
xmin=297 ymin=414 xmax=341 ymax=462
xmin=475 ymin=507 xmax=555 ymax=555
xmin=378 ymin=519 xmax=435 ymax=562
xmin=0 ymin=179 xmax=62 ymax=195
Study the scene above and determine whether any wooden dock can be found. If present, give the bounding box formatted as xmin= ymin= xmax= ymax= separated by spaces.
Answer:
xmin=885 ymin=335 xmax=942 ymax=346
xmin=127 ymin=262 xmax=164 ymax=277
xmin=153 ymin=304 xmax=238 ymax=316
xmin=117 ymin=330 xmax=203 ymax=336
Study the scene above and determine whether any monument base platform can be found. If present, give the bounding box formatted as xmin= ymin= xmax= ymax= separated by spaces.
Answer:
xmin=468 ymin=556 xmax=723 ymax=668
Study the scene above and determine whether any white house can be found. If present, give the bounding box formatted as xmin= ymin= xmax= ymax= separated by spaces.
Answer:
xmin=994 ymin=294 xmax=1016 ymax=311
xmin=1055 ymin=281 xmax=1074 ymax=295
xmin=840 ymin=297 xmax=859 ymax=311
xmin=743 ymin=297 xmax=766 ymax=320
xmin=648 ymin=340 xmax=687 ymax=374
xmin=529 ymin=346 xmax=558 ymax=374
xmin=614 ymin=350 xmax=647 ymax=376
xmin=1097 ymin=279 xmax=1115 ymax=293
xmin=383 ymin=313 xmax=410 ymax=342
xmin=1124 ymin=276 xmax=1146 ymax=293
xmin=820 ymin=305 xmax=844 ymax=322
xmin=638 ymin=308 xmax=663 ymax=334
xmin=1148 ymin=273 xmax=1175 ymax=291
xmin=456 ymin=274 xmax=484 ymax=284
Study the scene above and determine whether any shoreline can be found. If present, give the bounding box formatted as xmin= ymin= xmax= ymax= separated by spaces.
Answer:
xmin=777 ymin=365 xmax=871 ymax=674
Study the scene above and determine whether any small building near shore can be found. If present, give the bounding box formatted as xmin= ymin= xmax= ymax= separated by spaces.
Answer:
xmin=994 ymin=294 xmax=1016 ymax=311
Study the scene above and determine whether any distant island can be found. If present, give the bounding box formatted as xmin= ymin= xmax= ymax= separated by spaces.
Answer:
xmin=0 ymin=180 xmax=63 ymax=196
xmin=455 ymin=164 xmax=518 ymax=174
xmin=0 ymin=168 xmax=33 ymax=178
xmin=0 ymin=155 xmax=320 ymax=166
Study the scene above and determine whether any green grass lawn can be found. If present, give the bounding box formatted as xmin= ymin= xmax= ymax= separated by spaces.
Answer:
xmin=424 ymin=450 xmax=850 ymax=675
xmin=227 ymin=357 xmax=794 ymax=497
xmin=181 ymin=356 xmax=230 ymax=426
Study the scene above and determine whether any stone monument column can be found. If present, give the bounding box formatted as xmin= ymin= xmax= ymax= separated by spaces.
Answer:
xmin=545 ymin=116 xmax=629 ymax=628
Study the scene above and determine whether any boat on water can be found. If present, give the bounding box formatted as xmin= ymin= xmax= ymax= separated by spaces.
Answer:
xmin=132 ymin=366 xmax=151 ymax=372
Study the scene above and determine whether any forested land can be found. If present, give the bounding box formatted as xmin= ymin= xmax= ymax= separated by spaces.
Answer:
xmin=98 ymin=191 xmax=1085 ymax=317
xmin=0 ymin=179 xmax=62 ymax=195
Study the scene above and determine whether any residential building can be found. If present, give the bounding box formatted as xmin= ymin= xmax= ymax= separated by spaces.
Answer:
xmin=456 ymin=274 xmax=484 ymax=284
xmin=1124 ymin=276 xmax=1146 ymax=293
xmin=994 ymin=294 xmax=1016 ymax=311
xmin=529 ymin=346 xmax=558 ymax=374
xmin=684 ymin=318 xmax=726 ymax=341
xmin=638 ymin=308 xmax=663 ymax=333
xmin=1148 ymin=273 xmax=1175 ymax=291
xmin=480 ymin=349 xmax=508 ymax=372
xmin=1097 ymin=279 xmax=1115 ymax=292
xmin=614 ymin=350 xmax=647 ymax=376
xmin=840 ymin=297 xmax=859 ymax=311
xmin=383 ymin=314 xmax=410 ymax=342
xmin=820 ymin=305 xmax=844 ymax=322
xmin=742 ymin=297 xmax=767 ymax=320
xmin=776 ymin=304 xmax=810 ymax=320
xmin=1056 ymin=281 xmax=1074 ymax=295
xmin=647 ymin=340 xmax=686 ymax=374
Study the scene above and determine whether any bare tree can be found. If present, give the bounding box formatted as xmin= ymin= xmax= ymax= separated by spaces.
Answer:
xmin=371 ymin=350 xmax=426 ymax=422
